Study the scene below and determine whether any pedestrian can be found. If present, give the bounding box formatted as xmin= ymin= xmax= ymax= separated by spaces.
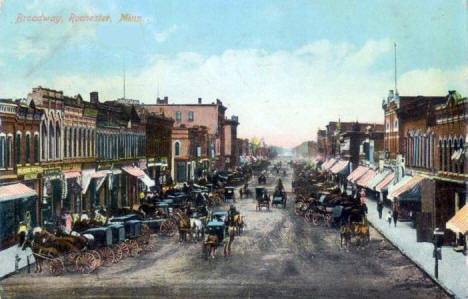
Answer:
xmin=393 ymin=209 xmax=398 ymax=227
xmin=377 ymin=200 xmax=383 ymax=219
xmin=239 ymin=188 xmax=243 ymax=199
xmin=359 ymin=188 xmax=366 ymax=206
xmin=387 ymin=211 xmax=392 ymax=227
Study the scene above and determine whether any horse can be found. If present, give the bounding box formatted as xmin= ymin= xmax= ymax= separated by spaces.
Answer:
xmin=190 ymin=218 xmax=204 ymax=241
xmin=178 ymin=216 xmax=191 ymax=242
xmin=203 ymin=234 xmax=218 ymax=259
xmin=223 ymin=226 xmax=236 ymax=257
xmin=230 ymin=215 xmax=245 ymax=236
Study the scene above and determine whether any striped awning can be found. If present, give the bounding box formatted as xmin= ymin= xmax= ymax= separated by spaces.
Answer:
xmin=330 ymin=160 xmax=350 ymax=175
xmin=366 ymin=170 xmax=392 ymax=190
xmin=347 ymin=166 xmax=369 ymax=183
xmin=446 ymin=205 xmax=467 ymax=234
xmin=90 ymin=170 xmax=109 ymax=179
xmin=322 ymin=158 xmax=337 ymax=170
xmin=122 ymin=166 xmax=145 ymax=178
xmin=0 ymin=183 xmax=37 ymax=202
xmin=375 ymin=173 xmax=395 ymax=192
xmin=356 ymin=169 xmax=376 ymax=187
xmin=63 ymin=171 xmax=81 ymax=179
xmin=387 ymin=176 xmax=419 ymax=201
xmin=388 ymin=176 xmax=424 ymax=201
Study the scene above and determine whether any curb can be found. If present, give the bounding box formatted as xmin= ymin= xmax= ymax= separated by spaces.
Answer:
xmin=368 ymin=219 xmax=456 ymax=299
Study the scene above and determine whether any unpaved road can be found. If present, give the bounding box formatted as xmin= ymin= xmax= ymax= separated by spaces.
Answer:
xmin=1 ymin=165 xmax=449 ymax=299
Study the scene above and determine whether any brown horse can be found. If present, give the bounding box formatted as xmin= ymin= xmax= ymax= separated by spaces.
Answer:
xmin=178 ymin=216 xmax=191 ymax=242
xmin=232 ymin=215 xmax=245 ymax=236
xmin=203 ymin=234 xmax=218 ymax=259
xmin=223 ymin=226 xmax=236 ymax=257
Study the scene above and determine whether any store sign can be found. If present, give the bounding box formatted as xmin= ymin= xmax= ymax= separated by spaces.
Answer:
xmin=17 ymin=166 xmax=43 ymax=177
xmin=98 ymin=163 xmax=113 ymax=169
xmin=61 ymin=163 xmax=81 ymax=171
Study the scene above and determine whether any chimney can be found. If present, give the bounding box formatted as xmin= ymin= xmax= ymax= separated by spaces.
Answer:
xmin=164 ymin=96 xmax=168 ymax=104
xmin=90 ymin=91 xmax=99 ymax=104
xmin=198 ymin=97 xmax=202 ymax=104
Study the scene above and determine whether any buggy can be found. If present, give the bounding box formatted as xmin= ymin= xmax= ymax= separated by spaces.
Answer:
xmin=224 ymin=187 xmax=236 ymax=202
xmin=255 ymin=187 xmax=270 ymax=211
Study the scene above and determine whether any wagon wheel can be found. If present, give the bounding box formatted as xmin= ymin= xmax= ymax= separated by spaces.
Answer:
xmin=99 ymin=247 xmax=115 ymax=266
xmin=312 ymin=215 xmax=321 ymax=226
xmin=304 ymin=211 xmax=313 ymax=223
xmin=113 ymin=245 xmax=123 ymax=262
xmin=75 ymin=252 xmax=95 ymax=274
xmin=48 ymin=257 xmax=64 ymax=276
xmin=88 ymin=250 xmax=102 ymax=268
xmin=160 ymin=219 xmax=177 ymax=237
xmin=129 ymin=240 xmax=142 ymax=257
xmin=119 ymin=242 xmax=130 ymax=259
xmin=64 ymin=253 xmax=79 ymax=273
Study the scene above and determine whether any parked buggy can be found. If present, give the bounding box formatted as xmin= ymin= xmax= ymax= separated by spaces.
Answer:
xmin=272 ymin=190 xmax=287 ymax=209
xmin=255 ymin=187 xmax=270 ymax=211
xmin=224 ymin=187 xmax=235 ymax=202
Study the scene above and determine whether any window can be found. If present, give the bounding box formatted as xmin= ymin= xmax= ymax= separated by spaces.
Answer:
xmin=439 ymin=140 xmax=443 ymax=171
xmin=64 ymin=127 xmax=68 ymax=158
xmin=449 ymin=139 xmax=453 ymax=172
xmin=41 ymin=121 xmax=47 ymax=160
xmin=175 ymin=141 xmax=180 ymax=156
xmin=0 ymin=136 xmax=4 ymax=168
xmin=25 ymin=134 xmax=30 ymax=164
xmin=6 ymin=136 xmax=12 ymax=168
xmin=386 ymin=121 xmax=390 ymax=130
xmin=394 ymin=119 xmax=398 ymax=128
xmin=15 ymin=132 xmax=21 ymax=165
xmin=49 ymin=121 xmax=54 ymax=159
xmin=460 ymin=138 xmax=465 ymax=174
xmin=56 ymin=123 xmax=60 ymax=159
xmin=34 ymin=134 xmax=39 ymax=163
xmin=176 ymin=111 xmax=181 ymax=121
xmin=188 ymin=111 xmax=194 ymax=121
xmin=454 ymin=139 xmax=459 ymax=173
xmin=443 ymin=140 xmax=448 ymax=171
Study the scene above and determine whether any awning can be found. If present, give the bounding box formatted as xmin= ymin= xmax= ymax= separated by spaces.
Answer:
xmin=139 ymin=173 xmax=155 ymax=188
xmin=81 ymin=169 xmax=95 ymax=194
xmin=111 ymin=169 xmax=122 ymax=175
xmin=451 ymin=148 xmax=465 ymax=162
xmin=63 ymin=171 xmax=81 ymax=179
xmin=347 ymin=166 xmax=369 ymax=183
xmin=90 ymin=171 xmax=108 ymax=179
xmin=366 ymin=170 xmax=391 ymax=190
xmin=375 ymin=173 xmax=395 ymax=192
xmin=387 ymin=176 xmax=414 ymax=201
xmin=330 ymin=160 xmax=350 ymax=175
xmin=0 ymin=183 xmax=37 ymax=202
xmin=446 ymin=205 xmax=467 ymax=234
xmin=122 ymin=166 xmax=145 ymax=178
xmin=389 ymin=176 xmax=425 ymax=202
xmin=322 ymin=158 xmax=337 ymax=170
xmin=356 ymin=169 xmax=377 ymax=187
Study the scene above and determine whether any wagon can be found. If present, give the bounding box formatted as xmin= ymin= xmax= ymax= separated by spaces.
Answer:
xmin=82 ymin=227 xmax=115 ymax=267
xmin=205 ymin=221 xmax=226 ymax=244
xmin=272 ymin=193 xmax=287 ymax=209
xmin=256 ymin=187 xmax=270 ymax=211
xmin=224 ymin=187 xmax=235 ymax=202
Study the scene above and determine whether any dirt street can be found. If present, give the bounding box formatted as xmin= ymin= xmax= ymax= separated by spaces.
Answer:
xmin=1 ymin=166 xmax=449 ymax=299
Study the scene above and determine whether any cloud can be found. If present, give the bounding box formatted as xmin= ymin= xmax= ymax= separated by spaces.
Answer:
xmin=153 ymin=25 xmax=177 ymax=43
xmin=4 ymin=39 xmax=465 ymax=148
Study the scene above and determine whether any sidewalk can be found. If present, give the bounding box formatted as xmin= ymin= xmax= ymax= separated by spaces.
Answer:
xmin=0 ymin=245 xmax=35 ymax=279
xmin=365 ymin=197 xmax=468 ymax=299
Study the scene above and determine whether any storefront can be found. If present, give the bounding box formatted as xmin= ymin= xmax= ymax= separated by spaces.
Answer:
xmin=0 ymin=183 xmax=37 ymax=250
xmin=41 ymin=167 xmax=66 ymax=225
xmin=147 ymin=157 xmax=169 ymax=189
xmin=16 ymin=165 xmax=43 ymax=221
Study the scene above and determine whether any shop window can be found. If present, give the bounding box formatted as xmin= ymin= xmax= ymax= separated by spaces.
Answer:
xmin=34 ymin=134 xmax=39 ymax=163
xmin=25 ymin=134 xmax=30 ymax=164
xmin=15 ymin=132 xmax=21 ymax=165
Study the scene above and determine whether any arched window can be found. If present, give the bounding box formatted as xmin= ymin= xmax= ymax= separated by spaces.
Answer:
xmin=41 ymin=121 xmax=47 ymax=160
xmin=15 ymin=132 xmax=21 ymax=165
xmin=56 ymin=122 xmax=61 ymax=159
xmin=6 ymin=135 xmax=12 ymax=168
xmin=449 ymin=139 xmax=453 ymax=172
xmin=73 ymin=128 xmax=77 ymax=157
xmin=25 ymin=133 xmax=30 ymax=164
xmin=443 ymin=139 xmax=448 ymax=171
xmin=49 ymin=121 xmax=54 ymax=160
xmin=175 ymin=141 xmax=180 ymax=156
xmin=454 ymin=139 xmax=459 ymax=173
xmin=0 ymin=135 xmax=5 ymax=168
xmin=34 ymin=134 xmax=39 ymax=163
xmin=64 ymin=127 xmax=68 ymax=158
xmin=439 ymin=140 xmax=443 ymax=171
xmin=460 ymin=137 xmax=465 ymax=174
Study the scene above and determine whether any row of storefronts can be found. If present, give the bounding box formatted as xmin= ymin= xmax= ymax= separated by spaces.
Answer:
xmin=1 ymin=87 xmax=241 ymax=251
xmin=317 ymin=90 xmax=467 ymax=248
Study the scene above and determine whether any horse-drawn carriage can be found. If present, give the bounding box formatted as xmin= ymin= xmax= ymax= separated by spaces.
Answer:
xmin=255 ymin=187 xmax=270 ymax=211
xmin=224 ymin=187 xmax=235 ymax=202
xmin=272 ymin=190 xmax=287 ymax=209
xmin=202 ymin=220 xmax=226 ymax=259
xmin=257 ymin=174 xmax=267 ymax=185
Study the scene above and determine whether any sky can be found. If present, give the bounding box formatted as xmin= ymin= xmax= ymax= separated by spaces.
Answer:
xmin=0 ymin=0 xmax=466 ymax=148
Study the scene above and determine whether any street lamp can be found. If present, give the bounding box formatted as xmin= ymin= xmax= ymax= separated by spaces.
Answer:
xmin=433 ymin=227 xmax=444 ymax=279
